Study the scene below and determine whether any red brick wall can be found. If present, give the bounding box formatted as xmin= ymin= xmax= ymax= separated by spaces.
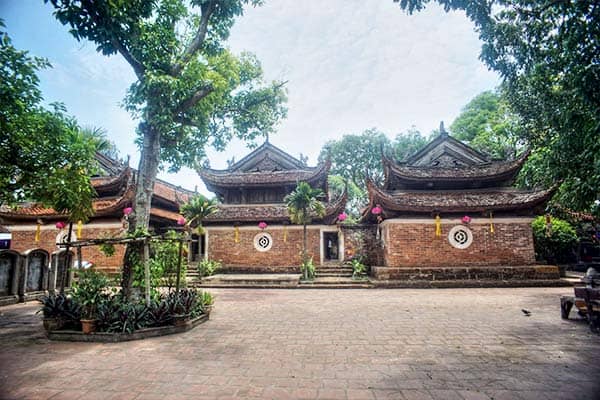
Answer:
xmin=382 ymin=219 xmax=536 ymax=267
xmin=341 ymin=225 xmax=383 ymax=266
xmin=207 ymin=227 xmax=321 ymax=270
xmin=7 ymin=223 xmax=125 ymax=275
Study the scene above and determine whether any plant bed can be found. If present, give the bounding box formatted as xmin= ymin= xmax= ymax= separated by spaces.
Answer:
xmin=47 ymin=313 xmax=208 ymax=342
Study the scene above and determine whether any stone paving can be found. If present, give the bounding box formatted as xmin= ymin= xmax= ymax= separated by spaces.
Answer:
xmin=0 ymin=288 xmax=599 ymax=400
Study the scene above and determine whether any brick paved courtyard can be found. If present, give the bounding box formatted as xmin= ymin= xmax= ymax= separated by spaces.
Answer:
xmin=1 ymin=288 xmax=599 ymax=400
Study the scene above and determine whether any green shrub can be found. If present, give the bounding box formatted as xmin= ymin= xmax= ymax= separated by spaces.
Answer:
xmin=301 ymin=257 xmax=315 ymax=281
xmin=349 ymin=257 xmax=367 ymax=279
xmin=197 ymin=259 xmax=221 ymax=277
xmin=72 ymin=269 xmax=110 ymax=319
xmin=532 ymin=216 xmax=578 ymax=263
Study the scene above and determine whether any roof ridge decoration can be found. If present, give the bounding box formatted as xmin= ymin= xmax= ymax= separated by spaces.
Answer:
xmin=402 ymin=129 xmax=490 ymax=166
xmin=227 ymin=141 xmax=307 ymax=172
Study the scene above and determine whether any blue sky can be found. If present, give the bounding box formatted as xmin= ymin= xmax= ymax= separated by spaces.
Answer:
xmin=1 ymin=1 xmax=499 ymax=194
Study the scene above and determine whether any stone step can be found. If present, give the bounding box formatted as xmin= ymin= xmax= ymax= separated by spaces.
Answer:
xmin=316 ymin=272 xmax=353 ymax=278
xmin=199 ymin=274 xmax=301 ymax=288
xmin=315 ymin=267 xmax=353 ymax=273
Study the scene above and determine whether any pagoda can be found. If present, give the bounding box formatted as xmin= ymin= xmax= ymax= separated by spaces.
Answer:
xmin=363 ymin=124 xmax=559 ymax=283
xmin=198 ymin=141 xmax=346 ymax=272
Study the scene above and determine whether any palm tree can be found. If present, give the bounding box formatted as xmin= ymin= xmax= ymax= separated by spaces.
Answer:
xmin=180 ymin=194 xmax=219 ymax=234
xmin=80 ymin=126 xmax=120 ymax=160
xmin=284 ymin=182 xmax=326 ymax=280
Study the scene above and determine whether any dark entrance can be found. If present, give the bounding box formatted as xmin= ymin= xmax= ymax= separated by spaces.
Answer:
xmin=0 ymin=251 xmax=18 ymax=296
xmin=324 ymin=232 xmax=339 ymax=261
xmin=190 ymin=234 xmax=206 ymax=262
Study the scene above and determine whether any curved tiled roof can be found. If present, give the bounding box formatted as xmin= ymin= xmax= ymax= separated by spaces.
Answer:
xmin=383 ymin=150 xmax=530 ymax=189
xmin=204 ymin=190 xmax=347 ymax=225
xmin=200 ymin=160 xmax=330 ymax=191
xmin=365 ymin=178 xmax=556 ymax=216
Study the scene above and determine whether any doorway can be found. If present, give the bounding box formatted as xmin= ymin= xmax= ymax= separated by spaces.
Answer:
xmin=323 ymin=232 xmax=339 ymax=261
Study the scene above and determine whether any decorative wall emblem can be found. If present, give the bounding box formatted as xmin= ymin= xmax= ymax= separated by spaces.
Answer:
xmin=253 ymin=232 xmax=273 ymax=252
xmin=448 ymin=225 xmax=473 ymax=249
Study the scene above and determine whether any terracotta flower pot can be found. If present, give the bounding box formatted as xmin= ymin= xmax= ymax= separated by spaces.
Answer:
xmin=80 ymin=319 xmax=97 ymax=334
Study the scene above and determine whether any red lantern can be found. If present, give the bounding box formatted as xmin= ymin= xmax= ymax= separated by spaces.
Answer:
xmin=258 ymin=221 xmax=268 ymax=230
xmin=337 ymin=212 xmax=348 ymax=222
xmin=55 ymin=221 xmax=66 ymax=229
xmin=123 ymin=207 xmax=133 ymax=216
xmin=371 ymin=205 xmax=382 ymax=215
xmin=177 ymin=216 xmax=186 ymax=226
xmin=461 ymin=215 xmax=471 ymax=224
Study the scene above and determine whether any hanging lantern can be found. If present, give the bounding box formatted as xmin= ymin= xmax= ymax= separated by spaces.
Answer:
xmin=435 ymin=215 xmax=442 ymax=237
xmin=234 ymin=226 xmax=240 ymax=243
xmin=35 ymin=219 xmax=42 ymax=242
xmin=177 ymin=216 xmax=186 ymax=226
xmin=371 ymin=205 xmax=382 ymax=215
xmin=461 ymin=215 xmax=471 ymax=224
xmin=123 ymin=207 xmax=133 ymax=216
xmin=337 ymin=212 xmax=348 ymax=222
xmin=55 ymin=221 xmax=66 ymax=230
xmin=283 ymin=225 xmax=288 ymax=242
xmin=258 ymin=221 xmax=268 ymax=230
xmin=489 ymin=211 xmax=495 ymax=234
xmin=77 ymin=220 xmax=83 ymax=237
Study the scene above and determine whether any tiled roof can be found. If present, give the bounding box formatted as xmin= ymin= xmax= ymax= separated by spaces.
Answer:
xmin=150 ymin=207 xmax=183 ymax=222
xmin=199 ymin=160 xmax=330 ymax=191
xmin=365 ymin=178 xmax=556 ymax=216
xmin=204 ymin=191 xmax=347 ymax=225
xmin=383 ymin=150 xmax=530 ymax=189
xmin=152 ymin=180 xmax=194 ymax=205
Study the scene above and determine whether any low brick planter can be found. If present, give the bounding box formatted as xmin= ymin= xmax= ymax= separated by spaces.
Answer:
xmin=47 ymin=314 xmax=209 ymax=343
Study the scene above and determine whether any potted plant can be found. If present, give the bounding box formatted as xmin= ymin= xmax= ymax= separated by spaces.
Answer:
xmin=168 ymin=289 xmax=197 ymax=326
xmin=38 ymin=293 xmax=82 ymax=332
xmin=72 ymin=270 xmax=110 ymax=334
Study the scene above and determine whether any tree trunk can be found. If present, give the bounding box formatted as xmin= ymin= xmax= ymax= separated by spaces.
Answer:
xmin=59 ymin=222 xmax=73 ymax=294
xmin=302 ymin=223 xmax=307 ymax=280
xmin=121 ymin=121 xmax=161 ymax=299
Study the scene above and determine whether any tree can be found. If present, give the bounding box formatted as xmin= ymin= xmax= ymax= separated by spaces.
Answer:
xmin=284 ymin=182 xmax=325 ymax=280
xmin=393 ymin=127 xmax=429 ymax=161
xmin=450 ymin=90 xmax=525 ymax=160
xmin=180 ymin=194 xmax=219 ymax=234
xmin=81 ymin=126 xmax=120 ymax=160
xmin=47 ymin=0 xmax=288 ymax=298
xmin=0 ymin=21 xmax=97 ymax=218
xmin=328 ymin=175 xmax=363 ymax=218
xmin=392 ymin=0 xmax=600 ymax=211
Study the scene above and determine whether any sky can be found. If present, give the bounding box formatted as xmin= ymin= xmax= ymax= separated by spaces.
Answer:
xmin=1 ymin=0 xmax=499 ymax=194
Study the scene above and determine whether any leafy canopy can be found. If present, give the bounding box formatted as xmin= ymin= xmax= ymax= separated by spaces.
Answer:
xmin=48 ymin=0 xmax=288 ymax=173
xmin=0 ymin=21 xmax=97 ymax=222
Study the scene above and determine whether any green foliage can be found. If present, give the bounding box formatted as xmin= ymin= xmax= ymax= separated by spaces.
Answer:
xmin=181 ymin=194 xmax=219 ymax=234
xmin=319 ymin=128 xmax=428 ymax=216
xmin=71 ymin=269 xmax=111 ymax=319
xmin=166 ymin=288 xmax=198 ymax=316
xmin=393 ymin=0 xmax=600 ymax=211
xmin=285 ymin=182 xmax=326 ymax=226
xmin=532 ymin=216 xmax=578 ymax=264
xmin=37 ymin=293 xmax=81 ymax=322
xmin=300 ymin=257 xmax=315 ymax=281
xmin=96 ymin=297 xmax=149 ymax=334
xmin=450 ymin=90 xmax=525 ymax=160
xmin=393 ymin=126 xmax=429 ymax=161
xmin=349 ymin=257 xmax=367 ymax=279
xmin=197 ymin=259 xmax=221 ymax=277
xmin=0 ymin=22 xmax=97 ymax=221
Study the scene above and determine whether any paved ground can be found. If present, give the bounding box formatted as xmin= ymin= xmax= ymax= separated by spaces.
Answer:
xmin=0 ymin=288 xmax=599 ymax=400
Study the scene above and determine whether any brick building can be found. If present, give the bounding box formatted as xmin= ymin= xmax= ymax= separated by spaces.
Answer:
xmin=0 ymin=153 xmax=192 ymax=304
xmin=198 ymin=141 xmax=347 ymax=272
xmin=363 ymin=125 xmax=560 ymax=282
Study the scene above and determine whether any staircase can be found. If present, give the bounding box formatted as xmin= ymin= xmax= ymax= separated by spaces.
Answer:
xmin=300 ymin=262 xmax=372 ymax=288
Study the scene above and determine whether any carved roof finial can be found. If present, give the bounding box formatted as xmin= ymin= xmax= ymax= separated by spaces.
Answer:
xmin=439 ymin=121 xmax=447 ymax=136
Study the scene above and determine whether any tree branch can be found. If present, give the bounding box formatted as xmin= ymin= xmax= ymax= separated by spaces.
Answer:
xmin=171 ymin=0 xmax=217 ymax=76
xmin=175 ymin=85 xmax=214 ymax=114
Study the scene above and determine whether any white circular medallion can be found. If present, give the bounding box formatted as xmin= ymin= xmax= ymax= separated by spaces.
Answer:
xmin=448 ymin=225 xmax=473 ymax=249
xmin=253 ymin=232 xmax=273 ymax=252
